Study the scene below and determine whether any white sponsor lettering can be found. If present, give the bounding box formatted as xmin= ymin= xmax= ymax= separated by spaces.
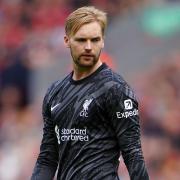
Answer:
xmin=61 ymin=134 xmax=89 ymax=142
xmin=61 ymin=128 xmax=87 ymax=135
xmin=116 ymin=109 xmax=139 ymax=119
xmin=54 ymin=127 xmax=89 ymax=144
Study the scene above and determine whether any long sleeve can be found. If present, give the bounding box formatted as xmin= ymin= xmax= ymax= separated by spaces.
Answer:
xmin=31 ymin=86 xmax=59 ymax=180
xmin=106 ymin=83 xmax=149 ymax=180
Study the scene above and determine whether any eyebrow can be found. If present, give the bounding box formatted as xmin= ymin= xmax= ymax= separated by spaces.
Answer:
xmin=74 ymin=36 xmax=101 ymax=40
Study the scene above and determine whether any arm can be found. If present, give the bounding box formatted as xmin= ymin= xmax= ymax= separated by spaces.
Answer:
xmin=31 ymin=87 xmax=59 ymax=180
xmin=107 ymin=83 xmax=149 ymax=180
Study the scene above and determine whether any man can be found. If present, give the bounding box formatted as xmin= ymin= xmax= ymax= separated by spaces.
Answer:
xmin=31 ymin=6 xmax=149 ymax=180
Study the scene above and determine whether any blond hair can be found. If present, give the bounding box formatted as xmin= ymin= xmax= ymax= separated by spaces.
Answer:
xmin=65 ymin=6 xmax=107 ymax=37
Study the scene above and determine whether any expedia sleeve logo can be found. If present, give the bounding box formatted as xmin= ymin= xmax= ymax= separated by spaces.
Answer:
xmin=124 ymin=99 xmax=133 ymax=110
xmin=116 ymin=99 xmax=139 ymax=119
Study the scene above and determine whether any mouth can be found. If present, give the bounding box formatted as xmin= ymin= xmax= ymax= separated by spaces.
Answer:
xmin=81 ymin=54 xmax=94 ymax=58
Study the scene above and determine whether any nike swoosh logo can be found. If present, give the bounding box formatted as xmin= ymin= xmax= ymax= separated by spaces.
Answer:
xmin=51 ymin=103 xmax=60 ymax=112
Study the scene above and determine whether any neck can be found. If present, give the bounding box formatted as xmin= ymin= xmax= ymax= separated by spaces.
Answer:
xmin=72 ymin=61 xmax=102 ymax=81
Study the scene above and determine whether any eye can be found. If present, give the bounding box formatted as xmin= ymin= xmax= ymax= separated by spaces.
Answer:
xmin=91 ymin=37 xmax=101 ymax=42
xmin=76 ymin=38 xmax=86 ymax=42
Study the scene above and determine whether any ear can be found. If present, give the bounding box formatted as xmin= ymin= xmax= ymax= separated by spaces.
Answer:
xmin=101 ymin=38 xmax=105 ymax=49
xmin=102 ymin=41 xmax=104 ymax=49
xmin=64 ymin=35 xmax=70 ymax=48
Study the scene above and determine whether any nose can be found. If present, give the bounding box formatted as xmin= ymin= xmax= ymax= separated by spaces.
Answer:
xmin=85 ymin=41 xmax=92 ymax=51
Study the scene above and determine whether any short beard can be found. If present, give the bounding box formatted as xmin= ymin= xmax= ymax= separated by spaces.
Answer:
xmin=70 ymin=49 xmax=102 ymax=69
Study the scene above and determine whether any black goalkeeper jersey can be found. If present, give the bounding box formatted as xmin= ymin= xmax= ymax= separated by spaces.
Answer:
xmin=31 ymin=63 xmax=149 ymax=180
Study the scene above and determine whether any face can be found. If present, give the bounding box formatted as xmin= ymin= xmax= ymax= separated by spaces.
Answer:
xmin=64 ymin=22 xmax=104 ymax=69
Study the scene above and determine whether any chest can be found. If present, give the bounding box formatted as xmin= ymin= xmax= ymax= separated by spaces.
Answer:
xmin=50 ymin=84 xmax=106 ymax=129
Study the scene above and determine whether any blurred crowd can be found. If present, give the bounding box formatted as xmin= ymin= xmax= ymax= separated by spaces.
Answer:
xmin=0 ymin=0 xmax=180 ymax=180
xmin=136 ymin=52 xmax=180 ymax=180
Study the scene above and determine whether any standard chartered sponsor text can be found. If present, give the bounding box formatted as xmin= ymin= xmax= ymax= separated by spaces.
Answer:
xmin=55 ymin=127 xmax=89 ymax=144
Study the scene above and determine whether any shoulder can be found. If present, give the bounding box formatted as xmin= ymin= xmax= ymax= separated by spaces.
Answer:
xmin=43 ymin=73 xmax=71 ymax=104
xmin=103 ymin=68 xmax=137 ymax=101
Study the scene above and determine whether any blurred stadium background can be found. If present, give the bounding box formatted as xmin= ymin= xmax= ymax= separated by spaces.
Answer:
xmin=0 ymin=0 xmax=180 ymax=179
